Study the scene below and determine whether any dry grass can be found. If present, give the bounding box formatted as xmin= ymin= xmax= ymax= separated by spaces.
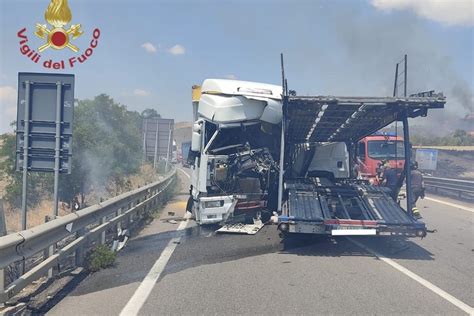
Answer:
xmin=3 ymin=163 xmax=162 ymax=233
xmin=5 ymin=199 xmax=72 ymax=233
xmin=174 ymin=121 xmax=192 ymax=147
xmin=127 ymin=163 xmax=160 ymax=189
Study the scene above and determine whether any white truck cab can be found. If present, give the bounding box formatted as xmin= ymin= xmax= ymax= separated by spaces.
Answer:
xmin=188 ymin=79 xmax=282 ymax=224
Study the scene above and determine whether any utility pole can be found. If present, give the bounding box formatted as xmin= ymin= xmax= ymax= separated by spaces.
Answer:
xmin=153 ymin=119 xmax=159 ymax=169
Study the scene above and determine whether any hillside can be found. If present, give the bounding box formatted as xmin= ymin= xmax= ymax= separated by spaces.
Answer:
xmin=174 ymin=121 xmax=192 ymax=147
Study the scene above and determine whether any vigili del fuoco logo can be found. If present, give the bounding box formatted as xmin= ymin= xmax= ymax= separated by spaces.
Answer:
xmin=17 ymin=0 xmax=101 ymax=69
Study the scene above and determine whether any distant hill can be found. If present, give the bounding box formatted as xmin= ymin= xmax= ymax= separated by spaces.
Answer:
xmin=174 ymin=121 xmax=192 ymax=147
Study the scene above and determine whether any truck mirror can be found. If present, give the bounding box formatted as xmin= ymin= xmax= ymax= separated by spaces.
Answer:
xmin=191 ymin=121 xmax=203 ymax=152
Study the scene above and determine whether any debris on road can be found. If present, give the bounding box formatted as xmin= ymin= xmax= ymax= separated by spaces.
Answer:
xmin=216 ymin=218 xmax=264 ymax=235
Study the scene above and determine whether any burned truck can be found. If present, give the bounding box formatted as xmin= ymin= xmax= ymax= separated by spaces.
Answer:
xmin=188 ymin=77 xmax=445 ymax=237
xmin=188 ymin=79 xmax=282 ymax=225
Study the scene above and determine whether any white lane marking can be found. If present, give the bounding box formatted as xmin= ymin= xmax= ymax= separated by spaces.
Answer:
xmin=425 ymin=196 xmax=474 ymax=213
xmin=349 ymin=238 xmax=474 ymax=315
xmin=120 ymin=219 xmax=188 ymax=316
xmin=177 ymin=168 xmax=191 ymax=179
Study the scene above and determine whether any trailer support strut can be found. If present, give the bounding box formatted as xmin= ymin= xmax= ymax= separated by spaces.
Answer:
xmin=402 ymin=111 xmax=413 ymax=216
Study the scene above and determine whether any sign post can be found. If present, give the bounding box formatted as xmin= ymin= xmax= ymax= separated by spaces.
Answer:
xmin=165 ymin=121 xmax=172 ymax=172
xmin=53 ymin=82 xmax=62 ymax=217
xmin=21 ymin=81 xmax=31 ymax=230
xmin=153 ymin=122 xmax=159 ymax=169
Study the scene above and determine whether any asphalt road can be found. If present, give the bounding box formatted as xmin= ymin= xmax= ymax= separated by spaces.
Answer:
xmin=46 ymin=168 xmax=474 ymax=315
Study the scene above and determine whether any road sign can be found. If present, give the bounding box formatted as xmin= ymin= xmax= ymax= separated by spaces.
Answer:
xmin=15 ymin=72 xmax=75 ymax=228
xmin=16 ymin=72 xmax=75 ymax=174
xmin=142 ymin=118 xmax=174 ymax=166
xmin=416 ymin=148 xmax=438 ymax=170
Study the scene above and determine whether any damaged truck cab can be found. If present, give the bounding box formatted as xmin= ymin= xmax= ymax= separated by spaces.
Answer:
xmin=188 ymin=79 xmax=282 ymax=225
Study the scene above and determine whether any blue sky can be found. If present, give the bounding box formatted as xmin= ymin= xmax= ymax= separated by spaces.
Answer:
xmin=0 ymin=0 xmax=473 ymax=134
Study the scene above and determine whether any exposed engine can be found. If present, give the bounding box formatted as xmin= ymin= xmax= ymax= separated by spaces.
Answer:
xmin=209 ymin=146 xmax=278 ymax=200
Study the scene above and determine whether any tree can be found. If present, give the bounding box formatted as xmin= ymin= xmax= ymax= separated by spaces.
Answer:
xmin=410 ymin=129 xmax=474 ymax=146
xmin=141 ymin=108 xmax=161 ymax=119
xmin=0 ymin=94 xmax=144 ymax=208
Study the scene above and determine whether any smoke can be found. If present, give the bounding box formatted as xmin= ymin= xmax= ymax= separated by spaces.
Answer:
xmin=451 ymin=82 xmax=474 ymax=113
xmin=81 ymin=150 xmax=110 ymax=201
xmin=206 ymin=1 xmax=473 ymax=131
xmin=77 ymin=111 xmax=120 ymax=202
xmin=326 ymin=5 xmax=473 ymax=135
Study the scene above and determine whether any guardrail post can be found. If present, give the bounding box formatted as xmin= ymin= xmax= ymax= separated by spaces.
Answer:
xmin=0 ymin=269 xmax=4 ymax=308
xmin=75 ymin=228 xmax=86 ymax=267
xmin=43 ymin=216 xmax=55 ymax=278
xmin=100 ymin=216 xmax=107 ymax=244
xmin=0 ymin=199 xmax=5 ymax=306
xmin=129 ymin=201 xmax=134 ymax=225
xmin=116 ymin=207 xmax=122 ymax=232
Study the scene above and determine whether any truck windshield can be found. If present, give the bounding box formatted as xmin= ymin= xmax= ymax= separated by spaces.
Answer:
xmin=367 ymin=140 xmax=405 ymax=159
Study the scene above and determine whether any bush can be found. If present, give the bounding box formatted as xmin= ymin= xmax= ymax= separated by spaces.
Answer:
xmin=87 ymin=245 xmax=117 ymax=272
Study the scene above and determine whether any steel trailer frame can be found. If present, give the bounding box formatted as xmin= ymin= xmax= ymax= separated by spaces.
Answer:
xmin=276 ymin=55 xmax=446 ymax=236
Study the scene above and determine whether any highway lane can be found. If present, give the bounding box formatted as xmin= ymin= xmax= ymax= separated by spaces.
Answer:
xmin=46 ymin=169 xmax=473 ymax=315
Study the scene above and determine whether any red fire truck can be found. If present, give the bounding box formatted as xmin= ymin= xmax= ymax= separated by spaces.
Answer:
xmin=356 ymin=132 xmax=405 ymax=183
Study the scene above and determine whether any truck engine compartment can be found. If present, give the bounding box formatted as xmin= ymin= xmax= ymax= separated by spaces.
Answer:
xmin=204 ymin=122 xmax=280 ymax=213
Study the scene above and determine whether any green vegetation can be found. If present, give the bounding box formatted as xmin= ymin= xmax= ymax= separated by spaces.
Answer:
xmin=0 ymin=134 xmax=53 ymax=207
xmin=0 ymin=94 xmax=159 ymax=209
xmin=141 ymin=108 xmax=161 ymax=119
xmin=411 ymin=129 xmax=474 ymax=146
xmin=87 ymin=244 xmax=117 ymax=271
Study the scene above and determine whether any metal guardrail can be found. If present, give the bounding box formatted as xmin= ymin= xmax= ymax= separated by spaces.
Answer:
xmin=0 ymin=169 xmax=176 ymax=304
xmin=424 ymin=176 xmax=474 ymax=200
xmin=413 ymin=145 xmax=474 ymax=152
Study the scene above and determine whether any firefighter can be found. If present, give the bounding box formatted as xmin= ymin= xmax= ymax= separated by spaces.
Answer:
xmin=382 ymin=163 xmax=399 ymax=201
xmin=375 ymin=159 xmax=389 ymax=185
xmin=410 ymin=161 xmax=424 ymax=219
